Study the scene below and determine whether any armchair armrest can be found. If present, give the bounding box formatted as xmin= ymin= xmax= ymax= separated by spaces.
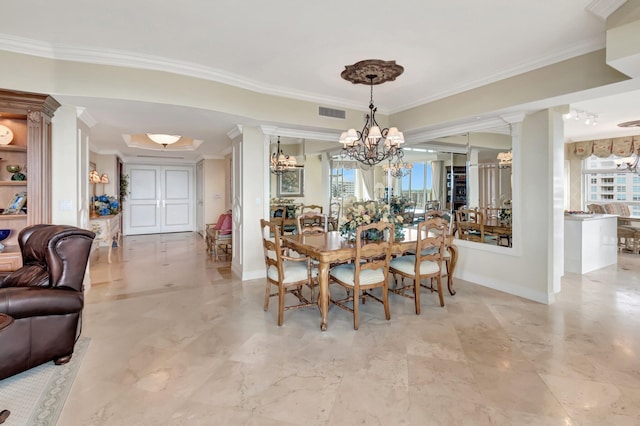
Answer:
xmin=0 ymin=287 xmax=83 ymax=320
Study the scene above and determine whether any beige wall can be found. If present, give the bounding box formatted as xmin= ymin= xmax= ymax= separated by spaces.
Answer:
xmin=203 ymin=158 xmax=227 ymax=224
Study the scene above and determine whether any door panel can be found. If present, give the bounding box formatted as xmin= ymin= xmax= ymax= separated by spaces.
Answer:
xmin=124 ymin=164 xmax=194 ymax=235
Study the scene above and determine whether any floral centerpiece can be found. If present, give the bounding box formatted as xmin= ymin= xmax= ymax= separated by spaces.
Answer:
xmin=340 ymin=201 xmax=405 ymax=241
xmin=92 ymin=194 xmax=120 ymax=216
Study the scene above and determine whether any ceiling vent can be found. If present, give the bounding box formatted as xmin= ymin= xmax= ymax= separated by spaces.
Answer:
xmin=319 ymin=106 xmax=346 ymax=119
xmin=617 ymin=120 xmax=640 ymax=128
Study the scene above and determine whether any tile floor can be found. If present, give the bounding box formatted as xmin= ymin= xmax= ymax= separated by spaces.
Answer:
xmin=57 ymin=232 xmax=640 ymax=425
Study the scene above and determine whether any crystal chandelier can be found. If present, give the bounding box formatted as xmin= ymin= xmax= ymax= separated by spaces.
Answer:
xmin=614 ymin=153 xmax=639 ymax=174
xmin=270 ymin=136 xmax=297 ymax=175
xmin=339 ymin=60 xmax=405 ymax=166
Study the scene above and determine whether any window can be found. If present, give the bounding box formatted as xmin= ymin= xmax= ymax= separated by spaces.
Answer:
xmin=634 ymin=176 xmax=640 ymax=183
xmin=617 ymin=194 xmax=627 ymax=200
xmin=617 ymin=186 xmax=626 ymax=192
xmin=633 ymin=185 xmax=640 ymax=192
xmin=617 ymin=177 xmax=626 ymax=184
xmin=590 ymin=178 xmax=597 ymax=184
xmin=633 ymin=195 xmax=640 ymax=201
xmin=591 ymin=194 xmax=597 ymax=200
xmin=591 ymin=186 xmax=597 ymax=193
xmin=400 ymin=161 xmax=432 ymax=206
xmin=602 ymin=194 xmax=614 ymax=200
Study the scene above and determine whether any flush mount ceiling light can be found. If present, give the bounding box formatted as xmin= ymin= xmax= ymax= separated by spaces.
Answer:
xmin=339 ymin=59 xmax=405 ymax=166
xmin=146 ymin=133 xmax=182 ymax=147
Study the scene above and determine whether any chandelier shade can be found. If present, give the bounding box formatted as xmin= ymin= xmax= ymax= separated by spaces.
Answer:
xmin=270 ymin=136 xmax=297 ymax=175
xmin=339 ymin=60 xmax=405 ymax=166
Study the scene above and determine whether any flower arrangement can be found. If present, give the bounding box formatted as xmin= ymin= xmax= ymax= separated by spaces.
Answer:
xmin=92 ymin=194 xmax=120 ymax=216
xmin=340 ymin=201 xmax=405 ymax=241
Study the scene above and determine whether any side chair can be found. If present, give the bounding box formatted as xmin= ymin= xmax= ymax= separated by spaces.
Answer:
xmin=296 ymin=212 xmax=328 ymax=235
xmin=329 ymin=221 xmax=393 ymax=330
xmin=389 ymin=218 xmax=447 ymax=314
xmin=260 ymin=219 xmax=317 ymax=326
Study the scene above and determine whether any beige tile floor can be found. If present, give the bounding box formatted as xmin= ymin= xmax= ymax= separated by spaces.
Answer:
xmin=57 ymin=232 xmax=640 ymax=425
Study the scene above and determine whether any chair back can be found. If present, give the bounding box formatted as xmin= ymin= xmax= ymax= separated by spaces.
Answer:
xmin=301 ymin=204 xmax=323 ymax=214
xmin=260 ymin=219 xmax=285 ymax=280
xmin=212 ymin=212 xmax=232 ymax=234
xmin=296 ymin=212 xmax=328 ymax=234
xmin=353 ymin=222 xmax=394 ymax=287
xmin=424 ymin=210 xmax=453 ymax=235
xmin=415 ymin=218 xmax=446 ymax=274
xmin=270 ymin=205 xmax=287 ymax=220
xmin=425 ymin=200 xmax=441 ymax=211
xmin=455 ymin=209 xmax=484 ymax=242
xmin=402 ymin=201 xmax=416 ymax=224
xmin=4 ymin=225 xmax=96 ymax=291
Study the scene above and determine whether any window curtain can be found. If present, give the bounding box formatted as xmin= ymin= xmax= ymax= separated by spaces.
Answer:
xmin=570 ymin=136 xmax=639 ymax=159
xmin=430 ymin=160 xmax=443 ymax=205
xmin=361 ymin=167 xmax=375 ymax=200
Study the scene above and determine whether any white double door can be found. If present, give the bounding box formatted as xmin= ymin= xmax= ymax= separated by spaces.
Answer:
xmin=123 ymin=164 xmax=195 ymax=235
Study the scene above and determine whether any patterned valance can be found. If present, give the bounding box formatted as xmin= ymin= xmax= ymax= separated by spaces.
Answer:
xmin=570 ymin=136 xmax=639 ymax=160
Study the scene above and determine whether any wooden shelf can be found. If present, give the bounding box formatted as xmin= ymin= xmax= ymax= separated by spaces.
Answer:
xmin=0 ymin=145 xmax=27 ymax=152
xmin=0 ymin=181 xmax=27 ymax=186
xmin=0 ymin=214 xmax=27 ymax=220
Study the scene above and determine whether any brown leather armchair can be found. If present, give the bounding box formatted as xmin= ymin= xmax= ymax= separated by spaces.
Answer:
xmin=0 ymin=224 xmax=95 ymax=380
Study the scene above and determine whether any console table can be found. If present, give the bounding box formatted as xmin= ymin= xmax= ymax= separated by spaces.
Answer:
xmin=90 ymin=213 xmax=121 ymax=263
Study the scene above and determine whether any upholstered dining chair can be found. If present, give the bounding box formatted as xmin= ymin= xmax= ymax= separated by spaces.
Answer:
xmin=205 ymin=211 xmax=232 ymax=261
xmin=296 ymin=212 xmax=328 ymax=235
xmin=415 ymin=210 xmax=454 ymax=296
xmin=455 ymin=209 xmax=485 ymax=242
xmin=389 ymin=218 xmax=447 ymax=314
xmin=260 ymin=219 xmax=317 ymax=326
xmin=329 ymin=221 xmax=393 ymax=330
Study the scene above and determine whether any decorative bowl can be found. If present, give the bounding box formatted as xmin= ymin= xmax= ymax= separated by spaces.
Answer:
xmin=0 ymin=229 xmax=10 ymax=249
xmin=6 ymin=165 xmax=21 ymax=174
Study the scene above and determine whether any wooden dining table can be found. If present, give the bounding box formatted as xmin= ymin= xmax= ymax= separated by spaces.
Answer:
xmin=282 ymin=228 xmax=458 ymax=331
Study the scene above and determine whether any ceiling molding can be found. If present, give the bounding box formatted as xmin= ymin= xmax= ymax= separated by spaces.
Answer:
xmin=585 ymin=0 xmax=627 ymax=20
xmin=226 ymin=125 xmax=243 ymax=140
xmin=390 ymin=36 xmax=605 ymax=114
xmin=75 ymin=107 xmax=97 ymax=127
xmin=0 ymin=32 xmax=604 ymax=116
xmin=406 ymin=117 xmax=511 ymax=144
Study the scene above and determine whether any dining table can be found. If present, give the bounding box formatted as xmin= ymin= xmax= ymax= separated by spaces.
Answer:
xmin=282 ymin=227 xmax=458 ymax=331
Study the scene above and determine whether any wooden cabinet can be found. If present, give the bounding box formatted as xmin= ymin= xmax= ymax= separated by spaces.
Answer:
xmin=446 ymin=166 xmax=467 ymax=211
xmin=0 ymin=89 xmax=60 ymax=268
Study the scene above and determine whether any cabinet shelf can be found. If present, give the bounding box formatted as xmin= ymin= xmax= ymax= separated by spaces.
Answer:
xmin=0 ymin=181 xmax=27 ymax=186
xmin=0 ymin=145 xmax=27 ymax=152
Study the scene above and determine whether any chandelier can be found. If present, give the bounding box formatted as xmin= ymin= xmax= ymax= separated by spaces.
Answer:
xmin=270 ymin=136 xmax=297 ymax=175
xmin=497 ymin=151 xmax=513 ymax=167
xmin=339 ymin=60 xmax=405 ymax=166
xmin=614 ymin=153 xmax=639 ymax=174
xmin=383 ymin=153 xmax=412 ymax=177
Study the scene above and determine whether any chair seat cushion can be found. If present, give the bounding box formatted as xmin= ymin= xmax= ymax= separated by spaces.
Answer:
xmin=390 ymin=255 xmax=440 ymax=276
xmin=267 ymin=260 xmax=316 ymax=284
xmin=329 ymin=264 xmax=385 ymax=286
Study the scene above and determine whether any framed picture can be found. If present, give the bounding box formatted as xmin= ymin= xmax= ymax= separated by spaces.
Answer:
xmin=3 ymin=191 xmax=27 ymax=214
xmin=277 ymin=168 xmax=304 ymax=197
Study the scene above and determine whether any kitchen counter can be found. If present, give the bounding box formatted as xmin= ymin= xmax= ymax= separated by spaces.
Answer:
xmin=564 ymin=214 xmax=617 ymax=274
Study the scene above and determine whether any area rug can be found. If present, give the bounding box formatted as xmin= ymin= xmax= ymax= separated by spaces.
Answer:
xmin=0 ymin=337 xmax=90 ymax=426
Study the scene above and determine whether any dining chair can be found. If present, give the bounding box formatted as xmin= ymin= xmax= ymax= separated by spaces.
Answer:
xmin=402 ymin=201 xmax=416 ymax=224
xmin=260 ymin=219 xmax=317 ymax=326
xmin=419 ymin=210 xmax=454 ymax=294
xmin=296 ymin=212 xmax=328 ymax=235
xmin=329 ymin=202 xmax=341 ymax=231
xmin=389 ymin=218 xmax=446 ymax=314
xmin=329 ymin=221 xmax=393 ymax=330
xmin=455 ymin=209 xmax=485 ymax=242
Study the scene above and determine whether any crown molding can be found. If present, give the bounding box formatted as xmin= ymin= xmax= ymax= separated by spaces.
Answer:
xmin=585 ymin=0 xmax=627 ymax=20
xmin=226 ymin=125 xmax=243 ymax=140
xmin=0 ymin=33 xmax=604 ymax=116
xmin=75 ymin=107 xmax=97 ymax=127
xmin=390 ymin=36 xmax=606 ymax=114
xmin=405 ymin=117 xmax=511 ymax=144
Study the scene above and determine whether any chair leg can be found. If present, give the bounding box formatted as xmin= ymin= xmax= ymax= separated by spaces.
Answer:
xmin=264 ymin=281 xmax=271 ymax=311
xmin=54 ymin=354 xmax=72 ymax=365
xmin=353 ymin=292 xmax=360 ymax=330
xmin=436 ymin=275 xmax=445 ymax=307
xmin=414 ymin=278 xmax=421 ymax=315
xmin=383 ymin=284 xmax=390 ymax=320
xmin=277 ymin=286 xmax=285 ymax=326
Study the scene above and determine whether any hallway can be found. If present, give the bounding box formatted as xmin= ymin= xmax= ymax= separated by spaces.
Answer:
xmin=58 ymin=232 xmax=640 ymax=425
